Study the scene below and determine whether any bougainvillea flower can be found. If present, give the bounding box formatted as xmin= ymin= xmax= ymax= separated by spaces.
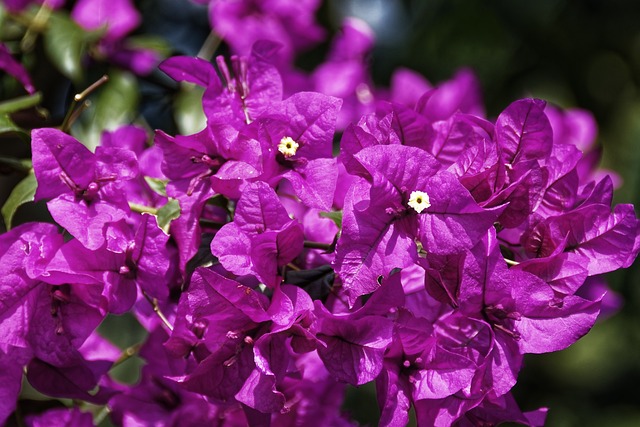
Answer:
xmin=70 ymin=0 xmax=160 ymax=74
xmin=525 ymin=202 xmax=640 ymax=276
xmin=155 ymin=124 xmax=261 ymax=199
xmin=313 ymin=272 xmax=403 ymax=385
xmin=160 ymin=43 xmax=283 ymax=128
xmin=44 ymin=215 xmax=174 ymax=313
xmin=234 ymin=285 xmax=318 ymax=413
xmin=32 ymin=128 xmax=138 ymax=250
xmin=335 ymin=145 xmax=503 ymax=304
xmin=311 ymin=17 xmax=376 ymax=129
xmin=0 ymin=345 xmax=31 ymax=425
xmin=374 ymin=290 xmax=517 ymax=427
xmin=211 ymin=182 xmax=304 ymax=288
xmin=0 ymin=223 xmax=64 ymax=350
xmin=0 ymin=223 xmax=111 ymax=404
xmin=100 ymin=125 xmax=167 ymax=208
xmin=164 ymin=267 xmax=274 ymax=405
xmin=71 ymin=0 xmax=140 ymax=41
xmin=209 ymin=0 xmax=325 ymax=64
xmin=269 ymin=351 xmax=356 ymax=427
xmin=2 ymin=0 xmax=65 ymax=12
xmin=387 ymin=67 xmax=432 ymax=108
xmin=494 ymin=99 xmax=553 ymax=168
xmin=415 ymin=68 xmax=484 ymax=122
xmin=339 ymin=102 xmax=433 ymax=173
xmin=455 ymin=392 xmax=547 ymax=427
xmin=110 ymin=327 xmax=225 ymax=426
xmin=462 ymin=230 xmax=602 ymax=354
xmin=0 ymin=43 xmax=35 ymax=94
xmin=24 ymin=407 xmax=95 ymax=427
xmin=246 ymin=91 xmax=341 ymax=210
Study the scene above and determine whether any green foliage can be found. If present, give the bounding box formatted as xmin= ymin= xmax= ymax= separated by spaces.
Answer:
xmin=143 ymin=176 xmax=169 ymax=197
xmin=0 ymin=114 xmax=23 ymax=135
xmin=1 ymin=172 xmax=36 ymax=230
xmin=319 ymin=210 xmax=342 ymax=229
xmin=42 ymin=12 xmax=91 ymax=83
xmin=73 ymin=69 xmax=140 ymax=149
xmin=174 ymin=84 xmax=206 ymax=135
xmin=157 ymin=198 xmax=181 ymax=233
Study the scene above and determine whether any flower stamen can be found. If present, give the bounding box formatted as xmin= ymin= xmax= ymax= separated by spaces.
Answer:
xmin=278 ymin=136 xmax=299 ymax=158
xmin=408 ymin=190 xmax=431 ymax=213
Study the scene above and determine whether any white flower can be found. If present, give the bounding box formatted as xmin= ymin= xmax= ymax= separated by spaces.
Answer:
xmin=278 ymin=136 xmax=299 ymax=157
xmin=408 ymin=190 xmax=431 ymax=213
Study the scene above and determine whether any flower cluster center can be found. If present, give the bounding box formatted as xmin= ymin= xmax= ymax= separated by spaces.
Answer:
xmin=407 ymin=190 xmax=431 ymax=213
xmin=278 ymin=136 xmax=299 ymax=157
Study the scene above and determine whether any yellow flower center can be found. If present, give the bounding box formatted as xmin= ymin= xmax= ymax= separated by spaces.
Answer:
xmin=408 ymin=190 xmax=431 ymax=213
xmin=278 ymin=136 xmax=299 ymax=157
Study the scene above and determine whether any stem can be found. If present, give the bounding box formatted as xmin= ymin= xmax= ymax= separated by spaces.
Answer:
xmin=60 ymin=75 xmax=109 ymax=132
xmin=303 ymin=240 xmax=333 ymax=251
xmin=93 ymin=406 xmax=110 ymax=426
xmin=504 ymin=258 xmax=520 ymax=266
xmin=112 ymin=342 xmax=142 ymax=369
xmin=0 ymin=92 xmax=42 ymax=114
xmin=75 ymin=75 xmax=109 ymax=102
xmin=65 ymin=100 xmax=91 ymax=129
xmin=20 ymin=2 xmax=52 ymax=51
xmin=142 ymin=291 xmax=173 ymax=332
xmin=129 ymin=202 xmax=158 ymax=215
xmin=286 ymin=263 xmax=301 ymax=271
xmin=197 ymin=31 xmax=222 ymax=61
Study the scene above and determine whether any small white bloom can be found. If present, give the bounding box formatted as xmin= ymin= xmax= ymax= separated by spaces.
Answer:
xmin=408 ymin=190 xmax=431 ymax=213
xmin=278 ymin=136 xmax=299 ymax=157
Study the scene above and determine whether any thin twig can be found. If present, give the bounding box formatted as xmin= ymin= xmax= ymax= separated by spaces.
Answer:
xmin=64 ymin=100 xmax=91 ymax=129
xmin=286 ymin=263 xmax=301 ymax=271
xmin=75 ymin=75 xmax=109 ymax=102
xmin=142 ymin=290 xmax=174 ymax=332
xmin=20 ymin=2 xmax=52 ymax=51
xmin=112 ymin=342 xmax=142 ymax=369
xmin=60 ymin=75 xmax=109 ymax=132
xmin=93 ymin=406 xmax=111 ymax=425
xmin=197 ymin=31 xmax=222 ymax=61
xmin=0 ymin=92 xmax=42 ymax=114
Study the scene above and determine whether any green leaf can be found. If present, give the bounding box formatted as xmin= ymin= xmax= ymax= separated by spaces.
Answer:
xmin=319 ymin=210 xmax=343 ymax=229
xmin=0 ymin=114 xmax=23 ymax=135
xmin=1 ymin=173 xmax=37 ymax=229
xmin=143 ymin=176 xmax=168 ymax=197
xmin=73 ymin=69 xmax=139 ymax=149
xmin=0 ymin=93 xmax=42 ymax=115
xmin=42 ymin=12 xmax=88 ymax=83
xmin=174 ymin=84 xmax=206 ymax=135
xmin=125 ymin=35 xmax=172 ymax=58
xmin=156 ymin=198 xmax=180 ymax=233
xmin=93 ymin=70 xmax=139 ymax=129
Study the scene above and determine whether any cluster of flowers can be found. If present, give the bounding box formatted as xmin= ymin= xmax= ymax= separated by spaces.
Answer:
xmin=0 ymin=0 xmax=158 ymax=82
xmin=1 ymin=0 xmax=640 ymax=426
